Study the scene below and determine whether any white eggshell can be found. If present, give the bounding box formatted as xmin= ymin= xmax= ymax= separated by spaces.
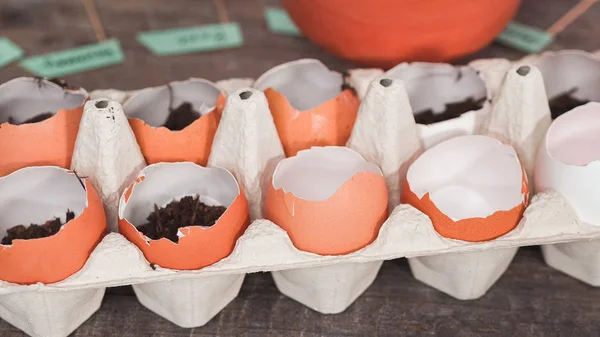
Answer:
xmin=383 ymin=62 xmax=490 ymax=148
xmin=531 ymin=50 xmax=600 ymax=103
xmin=534 ymin=102 xmax=600 ymax=225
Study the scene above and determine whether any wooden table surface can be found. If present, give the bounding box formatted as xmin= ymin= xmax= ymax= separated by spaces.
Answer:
xmin=1 ymin=0 xmax=600 ymax=336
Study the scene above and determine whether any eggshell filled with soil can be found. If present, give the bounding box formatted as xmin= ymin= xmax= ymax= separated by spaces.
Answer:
xmin=383 ymin=63 xmax=489 ymax=148
xmin=0 ymin=166 xmax=106 ymax=284
xmin=0 ymin=77 xmax=87 ymax=176
xmin=528 ymin=50 xmax=600 ymax=120
xmin=122 ymin=79 xmax=225 ymax=165
xmin=118 ymin=162 xmax=250 ymax=270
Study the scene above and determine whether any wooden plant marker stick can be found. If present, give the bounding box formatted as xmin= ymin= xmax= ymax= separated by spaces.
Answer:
xmin=83 ymin=0 xmax=107 ymax=41
xmin=213 ymin=0 xmax=230 ymax=23
xmin=546 ymin=0 xmax=598 ymax=36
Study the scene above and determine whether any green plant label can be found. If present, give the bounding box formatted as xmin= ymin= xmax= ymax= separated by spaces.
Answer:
xmin=137 ymin=23 xmax=244 ymax=56
xmin=0 ymin=38 xmax=24 ymax=68
xmin=20 ymin=39 xmax=124 ymax=77
xmin=496 ymin=22 xmax=553 ymax=53
xmin=265 ymin=8 xmax=301 ymax=36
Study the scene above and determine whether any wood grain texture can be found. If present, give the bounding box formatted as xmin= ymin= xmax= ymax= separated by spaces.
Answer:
xmin=1 ymin=0 xmax=600 ymax=336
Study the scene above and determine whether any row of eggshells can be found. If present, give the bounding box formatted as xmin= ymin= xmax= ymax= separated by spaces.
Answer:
xmin=1 ymin=52 xmax=599 ymax=285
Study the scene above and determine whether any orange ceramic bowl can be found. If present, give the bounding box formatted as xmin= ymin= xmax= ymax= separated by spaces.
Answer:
xmin=282 ymin=0 xmax=521 ymax=68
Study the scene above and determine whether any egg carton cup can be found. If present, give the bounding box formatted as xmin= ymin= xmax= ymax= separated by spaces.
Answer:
xmin=348 ymin=50 xmax=600 ymax=290
xmin=2 ymin=52 xmax=600 ymax=337
xmin=513 ymin=50 xmax=600 ymax=287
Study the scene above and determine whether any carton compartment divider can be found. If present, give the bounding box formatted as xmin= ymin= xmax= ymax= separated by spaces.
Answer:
xmin=3 ymin=51 xmax=600 ymax=336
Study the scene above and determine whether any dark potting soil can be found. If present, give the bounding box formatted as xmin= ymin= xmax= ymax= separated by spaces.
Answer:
xmin=340 ymin=71 xmax=357 ymax=96
xmin=1 ymin=210 xmax=75 ymax=245
xmin=136 ymin=195 xmax=226 ymax=243
xmin=414 ymin=97 xmax=486 ymax=125
xmin=163 ymin=102 xmax=201 ymax=131
xmin=35 ymin=76 xmax=74 ymax=90
xmin=47 ymin=78 xmax=71 ymax=89
xmin=6 ymin=112 xmax=55 ymax=125
xmin=548 ymin=89 xmax=590 ymax=120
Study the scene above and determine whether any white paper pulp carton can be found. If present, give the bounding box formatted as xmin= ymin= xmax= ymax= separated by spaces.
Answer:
xmin=1 ymin=51 xmax=600 ymax=337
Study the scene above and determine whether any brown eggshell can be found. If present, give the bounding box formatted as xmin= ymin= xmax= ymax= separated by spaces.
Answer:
xmin=123 ymin=79 xmax=225 ymax=166
xmin=0 ymin=167 xmax=106 ymax=284
xmin=264 ymin=146 xmax=388 ymax=255
xmin=0 ymin=78 xmax=87 ymax=176
xmin=264 ymin=88 xmax=359 ymax=157
xmin=401 ymin=135 xmax=528 ymax=242
xmin=402 ymin=177 xmax=527 ymax=242
xmin=118 ymin=162 xmax=250 ymax=270
xmin=254 ymin=60 xmax=360 ymax=157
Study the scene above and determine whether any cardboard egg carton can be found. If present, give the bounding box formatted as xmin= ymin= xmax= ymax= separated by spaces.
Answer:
xmin=2 ymin=50 xmax=600 ymax=337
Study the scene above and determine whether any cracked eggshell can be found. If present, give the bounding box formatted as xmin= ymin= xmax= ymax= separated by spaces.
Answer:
xmin=0 ymin=166 xmax=106 ymax=284
xmin=529 ymin=50 xmax=600 ymax=119
xmin=0 ymin=77 xmax=88 ymax=176
xmin=254 ymin=59 xmax=360 ymax=157
xmin=118 ymin=162 xmax=250 ymax=270
xmin=265 ymin=146 xmax=388 ymax=255
xmin=384 ymin=63 xmax=490 ymax=148
xmin=534 ymin=103 xmax=600 ymax=225
xmin=122 ymin=79 xmax=226 ymax=166
xmin=402 ymin=135 xmax=528 ymax=242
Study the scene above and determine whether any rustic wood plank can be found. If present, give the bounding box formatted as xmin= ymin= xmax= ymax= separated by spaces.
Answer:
xmin=1 ymin=0 xmax=600 ymax=336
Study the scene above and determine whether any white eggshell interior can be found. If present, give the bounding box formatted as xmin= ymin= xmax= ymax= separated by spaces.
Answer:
xmin=547 ymin=103 xmax=600 ymax=166
xmin=406 ymin=135 xmax=523 ymax=221
xmin=120 ymin=162 xmax=240 ymax=227
xmin=535 ymin=102 xmax=600 ymax=225
xmin=122 ymin=79 xmax=221 ymax=128
xmin=534 ymin=51 xmax=600 ymax=101
xmin=384 ymin=63 xmax=487 ymax=115
xmin=272 ymin=146 xmax=382 ymax=201
xmin=0 ymin=78 xmax=86 ymax=124
xmin=416 ymin=111 xmax=479 ymax=149
xmin=253 ymin=59 xmax=343 ymax=111
xmin=0 ymin=167 xmax=86 ymax=242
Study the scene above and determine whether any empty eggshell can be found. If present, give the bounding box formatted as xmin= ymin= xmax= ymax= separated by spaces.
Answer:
xmin=253 ymin=59 xmax=360 ymax=156
xmin=383 ymin=63 xmax=490 ymax=148
xmin=534 ymin=102 xmax=600 ymax=225
xmin=118 ymin=162 xmax=250 ymax=270
xmin=402 ymin=135 xmax=528 ymax=242
xmin=122 ymin=79 xmax=226 ymax=166
xmin=0 ymin=77 xmax=88 ymax=176
xmin=0 ymin=166 xmax=106 ymax=284
xmin=264 ymin=146 xmax=388 ymax=255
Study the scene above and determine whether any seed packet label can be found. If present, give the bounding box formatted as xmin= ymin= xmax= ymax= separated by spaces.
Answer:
xmin=0 ymin=38 xmax=24 ymax=68
xmin=137 ymin=23 xmax=244 ymax=56
xmin=20 ymin=39 xmax=124 ymax=78
xmin=496 ymin=21 xmax=553 ymax=54
xmin=265 ymin=8 xmax=302 ymax=36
